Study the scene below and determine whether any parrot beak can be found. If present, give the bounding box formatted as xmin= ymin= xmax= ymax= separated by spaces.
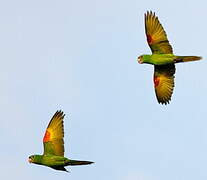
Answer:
xmin=137 ymin=56 xmax=143 ymax=64
xmin=28 ymin=157 xmax=32 ymax=163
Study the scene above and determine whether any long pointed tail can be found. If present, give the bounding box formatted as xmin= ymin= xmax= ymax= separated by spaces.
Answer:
xmin=175 ymin=56 xmax=202 ymax=63
xmin=66 ymin=159 xmax=94 ymax=166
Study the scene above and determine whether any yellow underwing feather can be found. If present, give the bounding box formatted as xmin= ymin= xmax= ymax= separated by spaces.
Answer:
xmin=145 ymin=11 xmax=173 ymax=54
xmin=43 ymin=110 xmax=65 ymax=156
xmin=154 ymin=64 xmax=175 ymax=104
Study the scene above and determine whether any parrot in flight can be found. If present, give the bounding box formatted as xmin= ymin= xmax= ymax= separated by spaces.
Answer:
xmin=28 ymin=110 xmax=94 ymax=172
xmin=137 ymin=11 xmax=202 ymax=105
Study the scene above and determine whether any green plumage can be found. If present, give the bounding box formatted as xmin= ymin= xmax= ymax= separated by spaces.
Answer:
xmin=137 ymin=11 xmax=202 ymax=104
xmin=29 ymin=154 xmax=93 ymax=172
xmin=29 ymin=111 xmax=94 ymax=172
xmin=139 ymin=54 xmax=201 ymax=65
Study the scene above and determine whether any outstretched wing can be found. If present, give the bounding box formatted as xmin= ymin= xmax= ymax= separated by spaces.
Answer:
xmin=154 ymin=64 xmax=175 ymax=104
xmin=145 ymin=11 xmax=173 ymax=54
xmin=43 ymin=110 xmax=65 ymax=156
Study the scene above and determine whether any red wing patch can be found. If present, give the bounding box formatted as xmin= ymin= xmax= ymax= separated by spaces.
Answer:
xmin=43 ymin=130 xmax=51 ymax=143
xmin=147 ymin=34 xmax=153 ymax=44
xmin=154 ymin=76 xmax=160 ymax=87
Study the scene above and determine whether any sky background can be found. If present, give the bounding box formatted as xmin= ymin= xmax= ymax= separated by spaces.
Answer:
xmin=0 ymin=0 xmax=206 ymax=179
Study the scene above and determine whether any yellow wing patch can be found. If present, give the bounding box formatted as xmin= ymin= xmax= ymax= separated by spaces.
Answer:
xmin=145 ymin=11 xmax=173 ymax=54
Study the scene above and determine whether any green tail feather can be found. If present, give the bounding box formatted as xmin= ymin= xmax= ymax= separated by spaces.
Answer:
xmin=175 ymin=56 xmax=202 ymax=63
xmin=66 ymin=159 xmax=94 ymax=166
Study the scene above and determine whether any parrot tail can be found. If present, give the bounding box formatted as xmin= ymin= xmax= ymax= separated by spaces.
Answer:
xmin=66 ymin=159 xmax=94 ymax=166
xmin=175 ymin=56 xmax=202 ymax=63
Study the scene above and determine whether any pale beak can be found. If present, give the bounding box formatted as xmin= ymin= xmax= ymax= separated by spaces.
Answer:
xmin=28 ymin=158 xmax=32 ymax=163
xmin=137 ymin=57 xmax=143 ymax=64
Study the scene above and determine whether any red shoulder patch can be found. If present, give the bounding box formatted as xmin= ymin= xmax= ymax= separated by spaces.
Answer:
xmin=154 ymin=76 xmax=160 ymax=87
xmin=147 ymin=34 xmax=153 ymax=44
xmin=43 ymin=130 xmax=51 ymax=143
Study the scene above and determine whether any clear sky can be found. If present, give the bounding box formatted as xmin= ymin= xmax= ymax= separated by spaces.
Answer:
xmin=1 ymin=0 xmax=206 ymax=179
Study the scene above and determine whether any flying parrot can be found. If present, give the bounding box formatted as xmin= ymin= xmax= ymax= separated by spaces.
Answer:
xmin=137 ymin=11 xmax=202 ymax=105
xmin=28 ymin=110 xmax=94 ymax=172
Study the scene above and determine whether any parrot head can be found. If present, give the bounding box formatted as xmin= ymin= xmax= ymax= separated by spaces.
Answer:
xmin=137 ymin=55 xmax=143 ymax=64
xmin=28 ymin=155 xmax=42 ymax=164
xmin=28 ymin=155 xmax=34 ymax=163
xmin=28 ymin=154 xmax=43 ymax=165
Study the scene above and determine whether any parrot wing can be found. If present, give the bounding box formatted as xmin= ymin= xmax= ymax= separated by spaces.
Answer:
xmin=43 ymin=110 xmax=65 ymax=156
xmin=145 ymin=11 xmax=173 ymax=54
xmin=154 ymin=64 xmax=175 ymax=104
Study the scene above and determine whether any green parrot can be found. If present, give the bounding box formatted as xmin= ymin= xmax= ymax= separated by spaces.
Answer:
xmin=138 ymin=11 xmax=202 ymax=104
xmin=28 ymin=110 xmax=94 ymax=172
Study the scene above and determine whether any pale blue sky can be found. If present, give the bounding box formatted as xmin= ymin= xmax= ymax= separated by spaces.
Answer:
xmin=0 ymin=0 xmax=206 ymax=179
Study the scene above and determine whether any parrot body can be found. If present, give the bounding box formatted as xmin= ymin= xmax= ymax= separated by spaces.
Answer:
xmin=139 ymin=54 xmax=201 ymax=65
xmin=29 ymin=111 xmax=94 ymax=172
xmin=30 ymin=154 xmax=92 ymax=171
xmin=138 ymin=11 xmax=202 ymax=105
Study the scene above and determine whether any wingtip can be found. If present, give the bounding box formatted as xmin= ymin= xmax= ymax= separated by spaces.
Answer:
xmin=158 ymin=99 xmax=171 ymax=105
xmin=145 ymin=10 xmax=155 ymax=15
xmin=145 ymin=10 xmax=157 ymax=22
xmin=55 ymin=110 xmax=65 ymax=118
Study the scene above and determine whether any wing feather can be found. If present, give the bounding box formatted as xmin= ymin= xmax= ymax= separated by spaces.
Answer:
xmin=43 ymin=110 xmax=65 ymax=156
xmin=154 ymin=64 xmax=175 ymax=104
xmin=145 ymin=11 xmax=173 ymax=54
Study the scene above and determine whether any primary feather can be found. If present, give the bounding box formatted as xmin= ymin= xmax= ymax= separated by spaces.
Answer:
xmin=145 ymin=11 xmax=173 ymax=54
xmin=154 ymin=64 xmax=175 ymax=104
xmin=43 ymin=110 xmax=65 ymax=156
